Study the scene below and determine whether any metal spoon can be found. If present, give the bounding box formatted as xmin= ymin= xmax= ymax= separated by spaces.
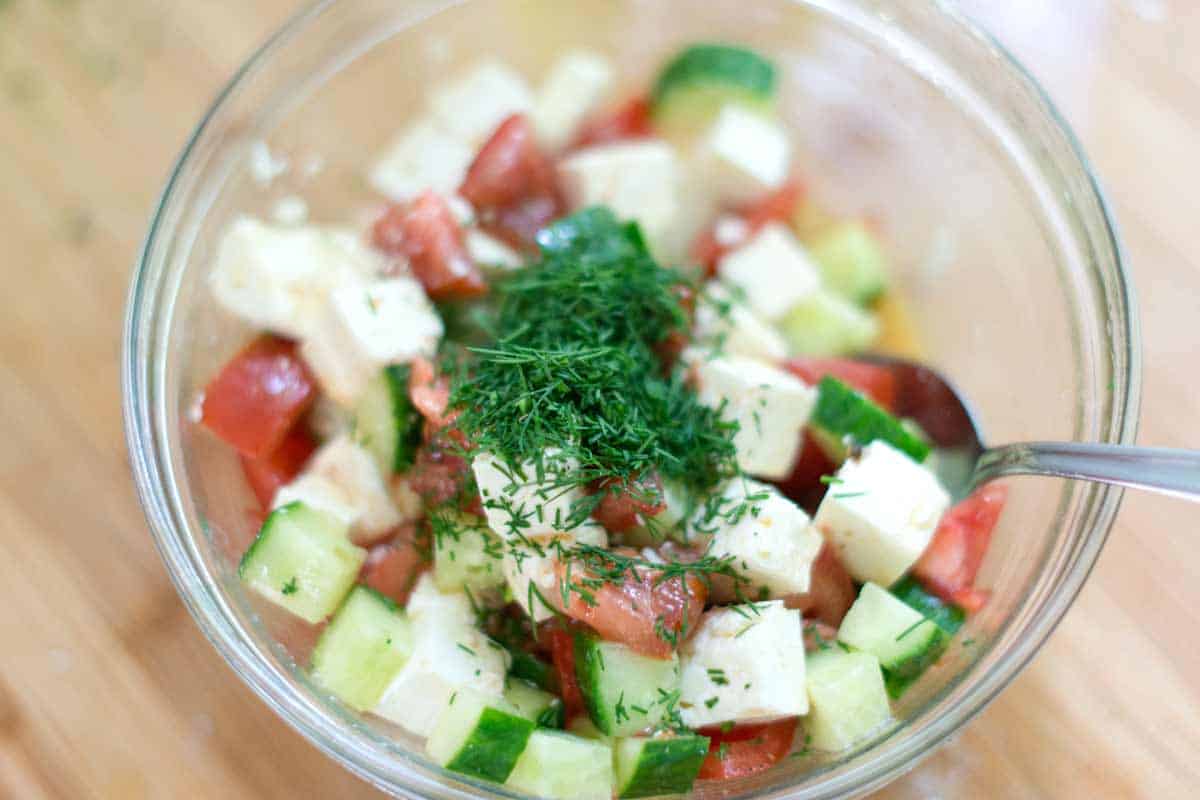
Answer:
xmin=862 ymin=355 xmax=1200 ymax=503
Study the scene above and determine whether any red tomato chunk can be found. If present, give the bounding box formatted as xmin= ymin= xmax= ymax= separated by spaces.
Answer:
xmin=784 ymin=543 xmax=856 ymax=628
xmin=691 ymin=180 xmax=804 ymax=274
xmin=201 ymin=335 xmax=316 ymax=459
xmin=589 ymin=474 xmax=667 ymax=534
xmin=460 ymin=114 xmax=563 ymax=249
xmin=361 ymin=525 xmax=426 ymax=606
xmin=372 ymin=191 xmax=487 ymax=301
xmin=570 ymin=95 xmax=654 ymax=150
xmin=914 ymin=483 xmax=1008 ymax=613
xmin=783 ymin=357 xmax=898 ymax=412
xmin=544 ymin=625 xmax=586 ymax=721
xmin=240 ymin=426 xmax=317 ymax=510
xmin=697 ymin=717 xmax=798 ymax=781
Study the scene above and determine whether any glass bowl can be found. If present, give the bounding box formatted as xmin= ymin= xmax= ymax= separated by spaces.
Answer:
xmin=122 ymin=0 xmax=1139 ymax=797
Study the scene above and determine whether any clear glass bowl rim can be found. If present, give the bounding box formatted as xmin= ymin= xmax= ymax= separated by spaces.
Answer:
xmin=122 ymin=1 xmax=1142 ymax=798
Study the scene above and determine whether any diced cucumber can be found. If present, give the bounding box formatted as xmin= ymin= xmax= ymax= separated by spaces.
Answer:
xmin=427 ymin=688 xmax=535 ymax=783
xmin=239 ymin=502 xmax=365 ymax=623
xmin=651 ymin=44 xmax=776 ymax=138
xmin=891 ymin=575 xmax=966 ymax=634
xmin=353 ymin=365 xmax=422 ymax=475
xmin=837 ymin=583 xmax=948 ymax=699
xmin=809 ymin=376 xmax=931 ymax=463
xmin=505 ymin=679 xmax=565 ymax=729
xmin=574 ymin=632 xmax=681 ymax=737
xmin=779 ymin=289 xmax=880 ymax=358
xmin=432 ymin=511 xmax=506 ymax=595
xmin=807 ymin=222 xmax=889 ymax=306
xmin=509 ymin=650 xmax=556 ymax=691
xmin=309 ymin=586 xmax=413 ymax=711
xmin=506 ymin=729 xmax=615 ymax=800
xmin=614 ymin=735 xmax=710 ymax=799
xmin=804 ymin=650 xmax=891 ymax=752
xmin=641 ymin=478 xmax=698 ymax=544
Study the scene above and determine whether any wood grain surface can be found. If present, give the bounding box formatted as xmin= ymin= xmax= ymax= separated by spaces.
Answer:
xmin=0 ymin=1 xmax=1197 ymax=797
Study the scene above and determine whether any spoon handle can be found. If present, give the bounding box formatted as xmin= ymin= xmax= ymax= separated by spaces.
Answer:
xmin=974 ymin=442 xmax=1200 ymax=502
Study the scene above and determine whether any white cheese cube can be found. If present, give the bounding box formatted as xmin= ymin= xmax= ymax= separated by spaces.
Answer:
xmin=696 ymin=106 xmax=792 ymax=205
xmin=814 ymin=441 xmax=952 ymax=586
xmin=374 ymin=594 xmax=509 ymax=736
xmin=209 ymin=218 xmax=382 ymax=338
xmin=503 ymin=524 xmax=607 ymax=623
xmin=273 ymin=435 xmax=401 ymax=544
xmin=694 ymin=355 xmax=817 ymax=479
xmin=405 ymin=573 xmax=475 ymax=627
xmin=532 ymin=50 xmax=614 ymax=151
xmin=471 ymin=450 xmax=586 ymax=541
xmin=369 ymin=118 xmax=476 ymax=202
xmin=558 ymin=141 xmax=682 ymax=259
xmin=300 ymin=278 xmax=443 ymax=406
xmin=678 ymin=601 xmax=807 ymax=728
xmin=430 ymin=61 xmax=534 ymax=146
xmin=693 ymin=282 xmax=788 ymax=363
xmin=702 ymin=479 xmax=823 ymax=597
xmin=718 ymin=223 xmax=821 ymax=321
xmin=466 ymin=228 xmax=524 ymax=270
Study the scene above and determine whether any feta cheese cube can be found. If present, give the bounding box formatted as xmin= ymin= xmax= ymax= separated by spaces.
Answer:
xmin=466 ymin=228 xmax=523 ymax=270
xmin=374 ymin=587 xmax=510 ymax=736
xmin=300 ymin=277 xmax=443 ymax=406
xmin=702 ymin=479 xmax=823 ymax=598
xmin=696 ymin=106 xmax=792 ymax=205
xmin=717 ymin=223 xmax=821 ymax=321
xmin=814 ymin=441 xmax=952 ymax=586
xmin=471 ymin=450 xmax=586 ymax=541
xmin=430 ymin=61 xmax=533 ymax=146
xmin=694 ymin=355 xmax=817 ymax=479
xmin=558 ymin=141 xmax=682 ymax=259
xmin=209 ymin=218 xmax=382 ymax=338
xmin=678 ymin=601 xmax=807 ymax=728
xmin=273 ymin=435 xmax=401 ymax=544
xmin=503 ymin=524 xmax=607 ymax=622
xmin=369 ymin=118 xmax=477 ymax=202
xmin=693 ymin=282 xmax=788 ymax=363
xmin=405 ymin=573 xmax=474 ymax=627
xmin=532 ymin=50 xmax=614 ymax=150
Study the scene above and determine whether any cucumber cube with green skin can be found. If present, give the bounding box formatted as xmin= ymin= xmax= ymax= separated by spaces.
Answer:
xmin=810 ymin=376 xmax=931 ymax=463
xmin=805 ymin=650 xmax=891 ymax=752
xmin=508 ymin=650 xmax=556 ymax=692
xmin=506 ymin=730 xmax=615 ymax=800
xmin=614 ymin=735 xmax=710 ymax=799
xmin=780 ymin=289 xmax=880 ymax=358
xmin=432 ymin=511 xmax=506 ymax=595
xmin=239 ymin=502 xmax=365 ymax=624
xmin=504 ymin=679 xmax=565 ymax=729
xmin=837 ymin=583 xmax=948 ymax=699
xmin=574 ymin=632 xmax=681 ymax=737
xmin=353 ymin=365 xmax=422 ymax=475
xmin=808 ymin=222 xmax=889 ymax=306
xmin=651 ymin=44 xmax=777 ymax=138
xmin=309 ymin=587 xmax=413 ymax=711
xmin=427 ymin=688 xmax=535 ymax=783
xmin=890 ymin=576 xmax=966 ymax=635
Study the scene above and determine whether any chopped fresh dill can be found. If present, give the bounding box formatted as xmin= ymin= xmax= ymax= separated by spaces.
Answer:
xmin=707 ymin=668 xmax=728 ymax=686
xmin=280 ymin=577 xmax=298 ymax=596
xmin=456 ymin=642 xmax=476 ymax=656
xmin=819 ymin=475 xmax=843 ymax=486
xmin=449 ymin=208 xmax=740 ymax=532
xmin=614 ymin=691 xmax=629 ymax=724
xmin=704 ymin=697 xmax=719 ymax=709
xmin=832 ymin=491 xmax=868 ymax=500
xmin=895 ymin=619 xmax=927 ymax=642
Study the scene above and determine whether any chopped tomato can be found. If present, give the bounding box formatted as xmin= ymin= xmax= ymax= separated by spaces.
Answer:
xmin=783 ymin=358 xmax=898 ymax=412
xmin=545 ymin=625 xmax=586 ymax=720
xmin=772 ymin=431 xmax=837 ymax=512
xmin=785 ymin=543 xmax=856 ymax=627
xmin=360 ymin=526 xmax=426 ymax=606
xmin=697 ymin=718 xmax=798 ymax=781
xmin=200 ymin=335 xmax=316 ymax=459
xmin=802 ymin=620 xmax=839 ymax=653
xmin=372 ymin=192 xmax=487 ymax=301
xmin=914 ymin=484 xmax=1008 ymax=613
xmin=239 ymin=426 xmax=317 ymax=509
xmin=570 ymin=95 xmax=653 ymax=149
xmin=460 ymin=114 xmax=563 ymax=249
xmin=590 ymin=474 xmax=667 ymax=533
xmin=690 ymin=180 xmax=805 ymax=275
xmin=407 ymin=446 xmax=482 ymax=516
xmin=408 ymin=357 xmax=457 ymax=434
xmin=560 ymin=555 xmax=706 ymax=659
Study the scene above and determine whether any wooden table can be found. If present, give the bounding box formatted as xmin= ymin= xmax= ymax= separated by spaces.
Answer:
xmin=1 ymin=1 xmax=1196 ymax=797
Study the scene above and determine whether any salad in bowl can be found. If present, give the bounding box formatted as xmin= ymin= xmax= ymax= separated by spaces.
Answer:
xmin=196 ymin=42 xmax=1007 ymax=799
